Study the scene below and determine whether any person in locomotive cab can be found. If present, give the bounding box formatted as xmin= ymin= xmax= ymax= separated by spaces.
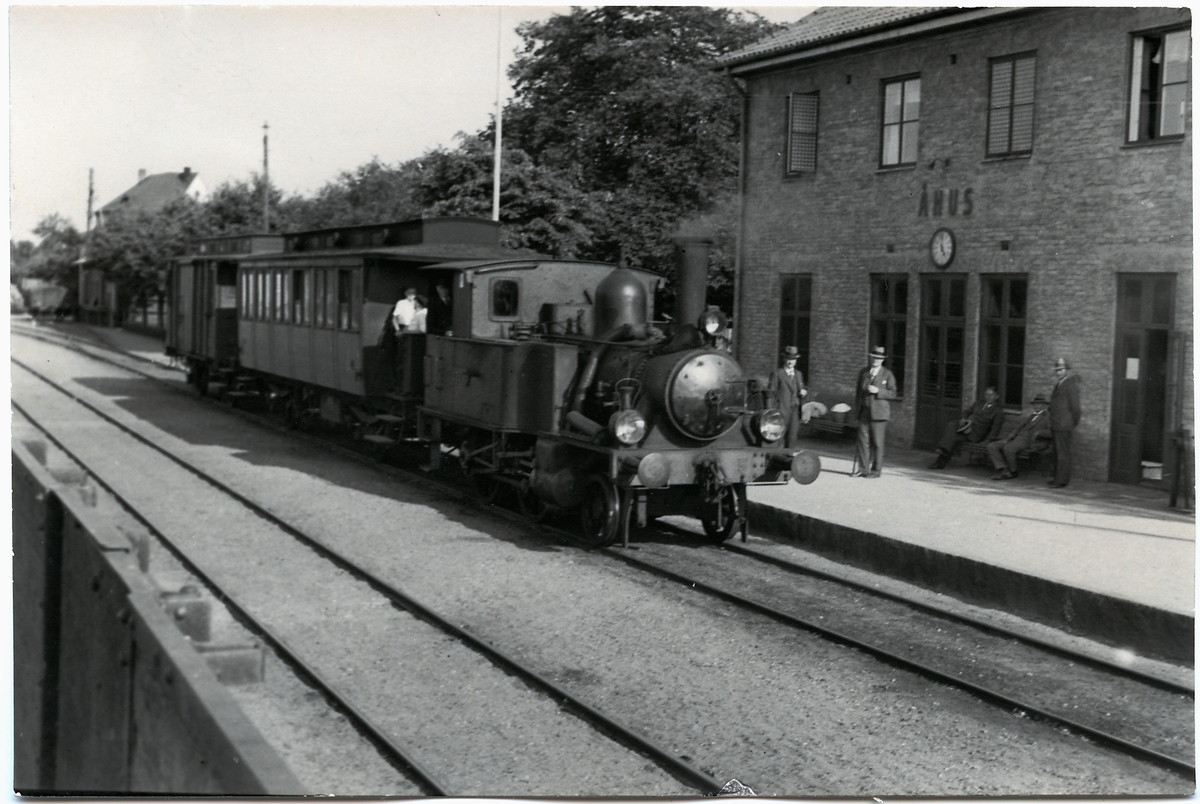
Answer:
xmin=852 ymin=346 xmax=897 ymax=478
xmin=929 ymin=386 xmax=1004 ymax=469
xmin=427 ymin=283 xmax=453 ymax=336
xmin=769 ymin=345 xmax=807 ymax=448
xmin=392 ymin=287 xmax=419 ymax=332
xmin=410 ymin=295 xmax=428 ymax=334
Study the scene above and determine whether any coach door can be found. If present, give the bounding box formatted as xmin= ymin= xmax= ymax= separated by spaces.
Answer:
xmin=1110 ymin=274 xmax=1174 ymax=485
xmin=914 ymin=274 xmax=966 ymax=448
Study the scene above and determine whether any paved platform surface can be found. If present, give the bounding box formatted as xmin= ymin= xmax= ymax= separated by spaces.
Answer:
xmin=19 ymin=319 xmax=1197 ymax=660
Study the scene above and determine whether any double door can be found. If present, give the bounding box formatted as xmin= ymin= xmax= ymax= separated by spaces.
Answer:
xmin=914 ymin=274 xmax=966 ymax=447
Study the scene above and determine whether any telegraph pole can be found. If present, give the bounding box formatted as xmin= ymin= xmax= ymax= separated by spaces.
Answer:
xmin=492 ymin=8 xmax=502 ymax=222
xmin=84 ymin=168 xmax=94 ymax=259
xmin=262 ymin=122 xmax=270 ymax=233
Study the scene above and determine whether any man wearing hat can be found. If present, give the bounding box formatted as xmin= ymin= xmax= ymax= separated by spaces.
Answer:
xmin=1048 ymin=357 xmax=1082 ymax=487
xmin=770 ymin=345 xmax=807 ymax=448
xmin=930 ymin=386 xmax=1005 ymax=469
xmin=987 ymin=393 xmax=1052 ymax=480
xmin=853 ymin=346 xmax=898 ymax=477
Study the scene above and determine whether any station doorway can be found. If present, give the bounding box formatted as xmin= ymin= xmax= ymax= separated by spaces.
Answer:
xmin=1110 ymin=273 xmax=1174 ymax=485
xmin=914 ymin=273 xmax=967 ymax=448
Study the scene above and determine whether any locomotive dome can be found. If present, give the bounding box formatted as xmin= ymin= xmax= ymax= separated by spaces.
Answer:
xmin=593 ymin=267 xmax=648 ymax=336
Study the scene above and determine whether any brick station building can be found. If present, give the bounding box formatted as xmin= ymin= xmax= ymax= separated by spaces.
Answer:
xmin=718 ymin=6 xmax=1192 ymax=486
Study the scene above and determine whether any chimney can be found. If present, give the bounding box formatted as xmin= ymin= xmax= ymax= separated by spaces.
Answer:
xmin=137 ymin=169 xmax=147 ymax=182
xmin=672 ymin=234 xmax=713 ymax=330
xmin=180 ymin=167 xmax=194 ymax=183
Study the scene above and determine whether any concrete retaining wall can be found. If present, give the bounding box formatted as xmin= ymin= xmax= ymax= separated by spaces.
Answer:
xmin=749 ymin=500 xmax=1193 ymax=665
xmin=12 ymin=441 xmax=303 ymax=794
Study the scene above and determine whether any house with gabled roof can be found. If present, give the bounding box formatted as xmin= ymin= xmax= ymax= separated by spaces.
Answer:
xmin=94 ymin=167 xmax=208 ymax=226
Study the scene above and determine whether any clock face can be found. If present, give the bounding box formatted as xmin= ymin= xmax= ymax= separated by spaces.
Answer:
xmin=930 ymin=228 xmax=955 ymax=268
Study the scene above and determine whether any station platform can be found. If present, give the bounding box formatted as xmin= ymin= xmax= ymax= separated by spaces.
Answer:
xmin=749 ymin=436 xmax=1195 ymax=664
xmin=17 ymin=320 xmax=1196 ymax=664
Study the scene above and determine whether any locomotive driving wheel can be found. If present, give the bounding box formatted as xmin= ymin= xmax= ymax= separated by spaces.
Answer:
xmin=460 ymin=433 xmax=500 ymax=503
xmin=579 ymin=475 xmax=620 ymax=548
xmin=700 ymin=483 xmax=746 ymax=544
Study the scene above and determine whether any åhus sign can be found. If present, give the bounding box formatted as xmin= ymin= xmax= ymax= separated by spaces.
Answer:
xmin=918 ymin=183 xmax=974 ymax=217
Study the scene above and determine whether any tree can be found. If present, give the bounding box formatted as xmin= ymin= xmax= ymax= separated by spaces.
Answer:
xmin=290 ymin=158 xmax=423 ymax=230
xmin=503 ymin=6 xmax=782 ymax=281
xmin=15 ymin=214 xmax=83 ymax=285
xmin=204 ymin=175 xmax=301 ymax=234
xmin=410 ymin=133 xmax=605 ymax=258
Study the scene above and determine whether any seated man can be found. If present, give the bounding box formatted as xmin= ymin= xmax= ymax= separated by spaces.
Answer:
xmin=930 ymin=386 xmax=1004 ymax=469
xmin=986 ymin=393 xmax=1052 ymax=480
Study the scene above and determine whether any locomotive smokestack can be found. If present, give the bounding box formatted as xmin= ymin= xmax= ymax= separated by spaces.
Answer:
xmin=672 ymin=234 xmax=712 ymax=329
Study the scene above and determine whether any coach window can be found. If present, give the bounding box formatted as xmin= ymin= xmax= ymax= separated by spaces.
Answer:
xmin=490 ymin=278 xmax=520 ymax=319
xmin=979 ymin=276 xmax=1028 ymax=408
xmin=240 ymin=272 xmax=249 ymax=319
xmin=870 ymin=274 xmax=909 ymax=396
xmin=786 ymin=91 xmax=819 ymax=175
xmin=337 ymin=269 xmax=357 ymax=331
xmin=292 ymin=270 xmax=306 ymax=324
xmin=312 ymin=270 xmax=325 ymax=327
xmin=881 ymin=76 xmax=920 ymax=167
xmin=987 ymin=53 xmax=1036 ymax=157
xmin=1128 ymin=27 xmax=1189 ymax=143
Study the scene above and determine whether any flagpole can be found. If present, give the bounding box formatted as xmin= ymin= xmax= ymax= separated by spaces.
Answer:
xmin=492 ymin=7 xmax=503 ymax=222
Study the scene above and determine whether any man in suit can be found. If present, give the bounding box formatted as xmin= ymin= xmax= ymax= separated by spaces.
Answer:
xmin=1048 ymin=357 xmax=1083 ymax=487
xmin=769 ymin=345 xmax=807 ymax=448
xmin=987 ymin=393 xmax=1052 ymax=479
xmin=853 ymin=345 xmax=898 ymax=478
xmin=930 ymin=386 xmax=1004 ymax=469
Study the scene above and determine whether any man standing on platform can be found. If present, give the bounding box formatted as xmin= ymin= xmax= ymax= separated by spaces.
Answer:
xmin=930 ymin=386 xmax=1004 ymax=469
xmin=853 ymin=345 xmax=897 ymax=478
xmin=1049 ymin=357 xmax=1082 ymax=488
xmin=987 ymin=393 xmax=1052 ymax=479
xmin=769 ymin=345 xmax=807 ymax=448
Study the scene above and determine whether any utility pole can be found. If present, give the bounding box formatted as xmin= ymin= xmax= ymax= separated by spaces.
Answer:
xmin=262 ymin=122 xmax=270 ymax=233
xmin=492 ymin=8 xmax=502 ymax=222
xmin=84 ymin=168 xmax=94 ymax=259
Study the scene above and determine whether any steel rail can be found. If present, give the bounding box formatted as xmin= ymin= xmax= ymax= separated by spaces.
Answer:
xmin=16 ymin=327 xmax=1195 ymax=778
xmin=594 ymin=540 xmax=1196 ymax=780
xmin=717 ymin=538 xmax=1194 ymax=696
xmin=11 ymin=356 xmax=722 ymax=795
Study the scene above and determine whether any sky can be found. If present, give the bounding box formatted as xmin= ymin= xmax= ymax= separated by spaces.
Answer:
xmin=9 ymin=4 xmax=815 ymax=244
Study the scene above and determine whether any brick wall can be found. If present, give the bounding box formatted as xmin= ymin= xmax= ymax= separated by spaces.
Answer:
xmin=735 ymin=7 xmax=1192 ymax=482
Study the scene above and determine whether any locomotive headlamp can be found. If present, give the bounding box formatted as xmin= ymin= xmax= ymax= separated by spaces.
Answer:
xmin=754 ymin=409 xmax=787 ymax=442
xmin=610 ymin=409 xmax=647 ymax=446
xmin=697 ymin=308 xmax=729 ymax=337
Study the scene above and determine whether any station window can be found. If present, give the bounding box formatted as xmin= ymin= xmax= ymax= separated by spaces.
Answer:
xmin=987 ymin=53 xmax=1037 ymax=157
xmin=490 ymin=278 xmax=520 ymax=319
xmin=870 ymin=274 xmax=909 ymax=396
xmin=979 ymin=276 xmax=1028 ymax=408
xmin=881 ymin=76 xmax=920 ymax=167
xmin=778 ymin=274 xmax=812 ymax=382
xmin=1128 ymin=28 xmax=1189 ymax=143
xmin=786 ymin=92 xmax=819 ymax=175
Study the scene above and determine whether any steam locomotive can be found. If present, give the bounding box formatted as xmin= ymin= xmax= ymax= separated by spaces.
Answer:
xmin=166 ymin=217 xmax=820 ymax=547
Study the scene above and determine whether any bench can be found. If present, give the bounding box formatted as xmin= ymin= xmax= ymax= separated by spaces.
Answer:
xmin=958 ymin=411 xmax=1052 ymax=470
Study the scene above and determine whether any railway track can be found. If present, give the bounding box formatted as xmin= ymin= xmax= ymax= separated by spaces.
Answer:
xmin=11 ymin=355 xmax=718 ymax=796
xmin=12 ymin=324 xmax=1196 ymax=789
